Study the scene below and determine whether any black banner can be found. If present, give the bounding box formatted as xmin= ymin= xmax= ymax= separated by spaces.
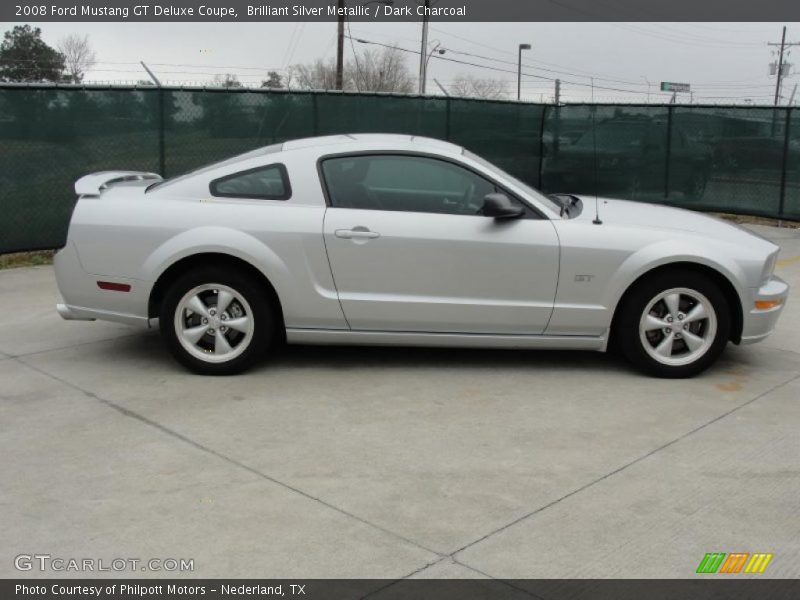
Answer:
xmin=3 ymin=0 xmax=800 ymax=22
xmin=5 ymin=580 xmax=800 ymax=600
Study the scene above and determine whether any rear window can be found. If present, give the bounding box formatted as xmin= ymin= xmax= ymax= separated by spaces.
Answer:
xmin=210 ymin=164 xmax=291 ymax=200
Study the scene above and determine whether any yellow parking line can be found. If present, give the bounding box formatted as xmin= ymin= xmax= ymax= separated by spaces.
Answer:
xmin=776 ymin=255 xmax=800 ymax=267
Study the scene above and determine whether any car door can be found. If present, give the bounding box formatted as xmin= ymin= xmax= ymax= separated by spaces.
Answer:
xmin=320 ymin=153 xmax=560 ymax=335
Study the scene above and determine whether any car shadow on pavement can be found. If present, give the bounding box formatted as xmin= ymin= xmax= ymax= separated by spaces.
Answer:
xmin=103 ymin=330 xmax=757 ymax=378
xmin=267 ymin=343 xmax=624 ymax=375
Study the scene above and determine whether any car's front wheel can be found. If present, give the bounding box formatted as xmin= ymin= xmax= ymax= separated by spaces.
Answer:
xmin=160 ymin=267 xmax=274 ymax=375
xmin=616 ymin=271 xmax=730 ymax=378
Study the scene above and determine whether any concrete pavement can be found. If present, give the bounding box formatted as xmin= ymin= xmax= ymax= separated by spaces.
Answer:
xmin=1 ymin=223 xmax=799 ymax=580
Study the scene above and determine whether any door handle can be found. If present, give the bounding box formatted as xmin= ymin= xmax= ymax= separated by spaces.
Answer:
xmin=335 ymin=228 xmax=380 ymax=240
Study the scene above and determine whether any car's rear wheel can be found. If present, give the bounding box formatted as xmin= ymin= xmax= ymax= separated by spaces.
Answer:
xmin=616 ymin=271 xmax=730 ymax=378
xmin=160 ymin=267 xmax=274 ymax=375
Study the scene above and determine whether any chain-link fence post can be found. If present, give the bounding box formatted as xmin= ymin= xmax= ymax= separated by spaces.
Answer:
xmin=778 ymin=107 xmax=792 ymax=222
xmin=664 ymin=104 xmax=674 ymax=199
xmin=311 ymin=93 xmax=319 ymax=136
xmin=158 ymin=88 xmax=166 ymax=176
xmin=444 ymin=96 xmax=451 ymax=141
xmin=538 ymin=104 xmax=548 ymax=189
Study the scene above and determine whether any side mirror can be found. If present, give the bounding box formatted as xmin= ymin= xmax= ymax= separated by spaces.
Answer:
xmin=482 ymin=193 xmax=525 ymax=219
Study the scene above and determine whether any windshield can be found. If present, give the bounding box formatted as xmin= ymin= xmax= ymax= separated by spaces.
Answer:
xmin=464 ymin=150 xmax=562 ymax=214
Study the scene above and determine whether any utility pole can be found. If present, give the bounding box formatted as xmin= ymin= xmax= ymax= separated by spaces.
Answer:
xmin=517 ymin=43 xmax=531 ymax=101
xmin=418 ymin=0 xmax=430 ymax=94
xmin=773 ymin=26 xmax=787 ymax=105
xmin=768 ymin=26 xmax=800 ymax=105
xmin=335 ymin=0 xmax=345 ymax=90
xmin=788 ymin=83 xmax=798 ymax=105
xmin=554 ymin=78 xmax=560 ymax=104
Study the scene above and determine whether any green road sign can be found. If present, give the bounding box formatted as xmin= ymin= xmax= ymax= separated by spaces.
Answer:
xmin=661 ymin=82 xmax=691 ymax=93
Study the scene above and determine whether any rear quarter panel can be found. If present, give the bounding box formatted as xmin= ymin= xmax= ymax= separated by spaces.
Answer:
xmin=66 ymin=154 xmax=347 ymax=330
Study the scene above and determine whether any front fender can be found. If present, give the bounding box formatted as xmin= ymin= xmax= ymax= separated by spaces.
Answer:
xmin=603 ymin=238 xmax=749 ymax=315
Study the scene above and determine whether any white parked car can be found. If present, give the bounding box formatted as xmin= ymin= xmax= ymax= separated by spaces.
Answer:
xmin=55 ymin=134 xmax=788 ymax=377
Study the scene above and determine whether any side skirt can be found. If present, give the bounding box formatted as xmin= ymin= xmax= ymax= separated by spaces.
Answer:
xmin=286 ymin=328 xmax=608 ymax=351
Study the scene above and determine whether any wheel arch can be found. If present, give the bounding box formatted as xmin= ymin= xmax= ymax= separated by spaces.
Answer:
xmin=610 ymin=261 xmax=743 ymax=345
xmin=148 ymin=253 xmax=285 ymax=337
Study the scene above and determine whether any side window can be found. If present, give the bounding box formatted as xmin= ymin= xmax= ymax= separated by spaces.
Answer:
xmin=321 ymin=155 xmax=506 ymax=216
xmin=210 ymin=164 xmax=291 ymax=200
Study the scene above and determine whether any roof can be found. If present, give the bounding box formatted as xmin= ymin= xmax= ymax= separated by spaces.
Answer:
xmin=281 ymin=133 xmax=463 ymax=154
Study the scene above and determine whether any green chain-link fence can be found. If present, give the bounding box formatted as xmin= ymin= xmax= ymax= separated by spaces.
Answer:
xmin=1 ymin=84 xmax=798 ymax=254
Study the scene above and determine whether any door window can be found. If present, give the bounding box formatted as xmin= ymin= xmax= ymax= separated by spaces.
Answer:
xmin=321 ymin=154 xmax=508 ymax=216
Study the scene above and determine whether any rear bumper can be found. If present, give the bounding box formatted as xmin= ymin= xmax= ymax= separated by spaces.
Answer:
xmin=56 ymin=302 xmax=94 ymax=321
xmin=739 ymin=275 xmax=790 ymax=344
xmin=54 ymin=242 xmax=152 ymax=329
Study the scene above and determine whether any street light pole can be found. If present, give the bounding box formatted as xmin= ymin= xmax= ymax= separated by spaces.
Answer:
xmin=422 ymin=43 xmax=445 ymax=94
xmin=517 ymin=43 xmax=531 ymax=101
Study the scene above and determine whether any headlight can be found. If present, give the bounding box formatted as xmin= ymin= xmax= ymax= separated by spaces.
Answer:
xmin=762 ymin=251 xmax=778 ymax=283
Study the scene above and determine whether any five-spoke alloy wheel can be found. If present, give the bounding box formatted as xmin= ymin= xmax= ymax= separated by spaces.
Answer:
xmin=174 ymin=284 xmax=254 ymax=364
xmin=617 ymin=270 xmax=730 ymax=378
xmin=160 ymin=267 xmax=274 ymax=375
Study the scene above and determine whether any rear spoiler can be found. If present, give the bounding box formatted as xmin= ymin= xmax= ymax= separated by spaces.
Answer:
xmin=75 ymin=171 xmax=162 ymax=196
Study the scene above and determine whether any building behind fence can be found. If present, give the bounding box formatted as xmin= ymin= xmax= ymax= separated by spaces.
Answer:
xmin=0 ymin=84 xmax=798 ymax=254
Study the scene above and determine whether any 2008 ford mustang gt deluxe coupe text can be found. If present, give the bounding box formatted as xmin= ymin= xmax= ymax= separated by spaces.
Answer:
xmin=55 ymin=134 xmax=788 ymax=377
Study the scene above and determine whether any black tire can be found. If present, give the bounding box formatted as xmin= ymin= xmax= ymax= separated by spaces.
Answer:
xmin=615 ymin=270 xmax=730 ymax=378
xmin=159 ymin=266 xmax=275 ymax=375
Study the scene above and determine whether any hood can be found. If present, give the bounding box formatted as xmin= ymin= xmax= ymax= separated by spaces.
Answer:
xmin=573 ymin=196 xmax=776 ymax=249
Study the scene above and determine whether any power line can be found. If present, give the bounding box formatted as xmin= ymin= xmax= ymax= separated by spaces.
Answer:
xmin=426 ymin=25 xmax=775 ymax=88
xmin=348 ymin=35 xmax=652 ymax=96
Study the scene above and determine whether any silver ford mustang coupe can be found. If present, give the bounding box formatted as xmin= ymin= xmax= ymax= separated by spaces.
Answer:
xmin=55 ymin=134 xmax=788 ymax=377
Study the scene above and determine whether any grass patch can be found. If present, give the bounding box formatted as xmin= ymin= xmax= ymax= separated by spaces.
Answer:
xmin=0 ymin=250 xmax=54 ymax=270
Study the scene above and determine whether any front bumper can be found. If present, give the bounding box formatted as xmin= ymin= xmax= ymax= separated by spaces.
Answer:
xmin=740 ymin=275 xmax=790 ymax=344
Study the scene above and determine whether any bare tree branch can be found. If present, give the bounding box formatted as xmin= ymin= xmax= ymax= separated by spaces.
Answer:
xmin=291 ymin=58 xmax=347 ymax=91
xmin=57 ymin=34 xmax=95 ymax=83
xmin=352 ymin=46 xmax=414 ymax=93
xmin=291 ymin=45 xmax=413 ymax=93
xmin=450 ymin=74 xmax=508 ymax=100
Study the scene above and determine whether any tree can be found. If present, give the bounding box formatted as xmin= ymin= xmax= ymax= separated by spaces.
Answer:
xmin=212 ymin=73 xmax=243 ymax=88
xmin=450 ymin=75 xmax=508 ymax=100
xmin=57 ymin=34 xmax=96 ymax=83
xmin=0 ymin=25 xmax=65 ymax=82
xmin=291 ymin=58 xmax=342 ymax=91
xmin=261 ymin=71 xmax=283 ymax=89
xmin=291 ymin=45 xmax=414 ymax=93
xmin=351 ymin=46 xmax=414 ymax=93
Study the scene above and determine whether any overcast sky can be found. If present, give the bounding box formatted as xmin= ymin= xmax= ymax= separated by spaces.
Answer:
xmin=9 ymin=21 xmax=800 ymax=104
